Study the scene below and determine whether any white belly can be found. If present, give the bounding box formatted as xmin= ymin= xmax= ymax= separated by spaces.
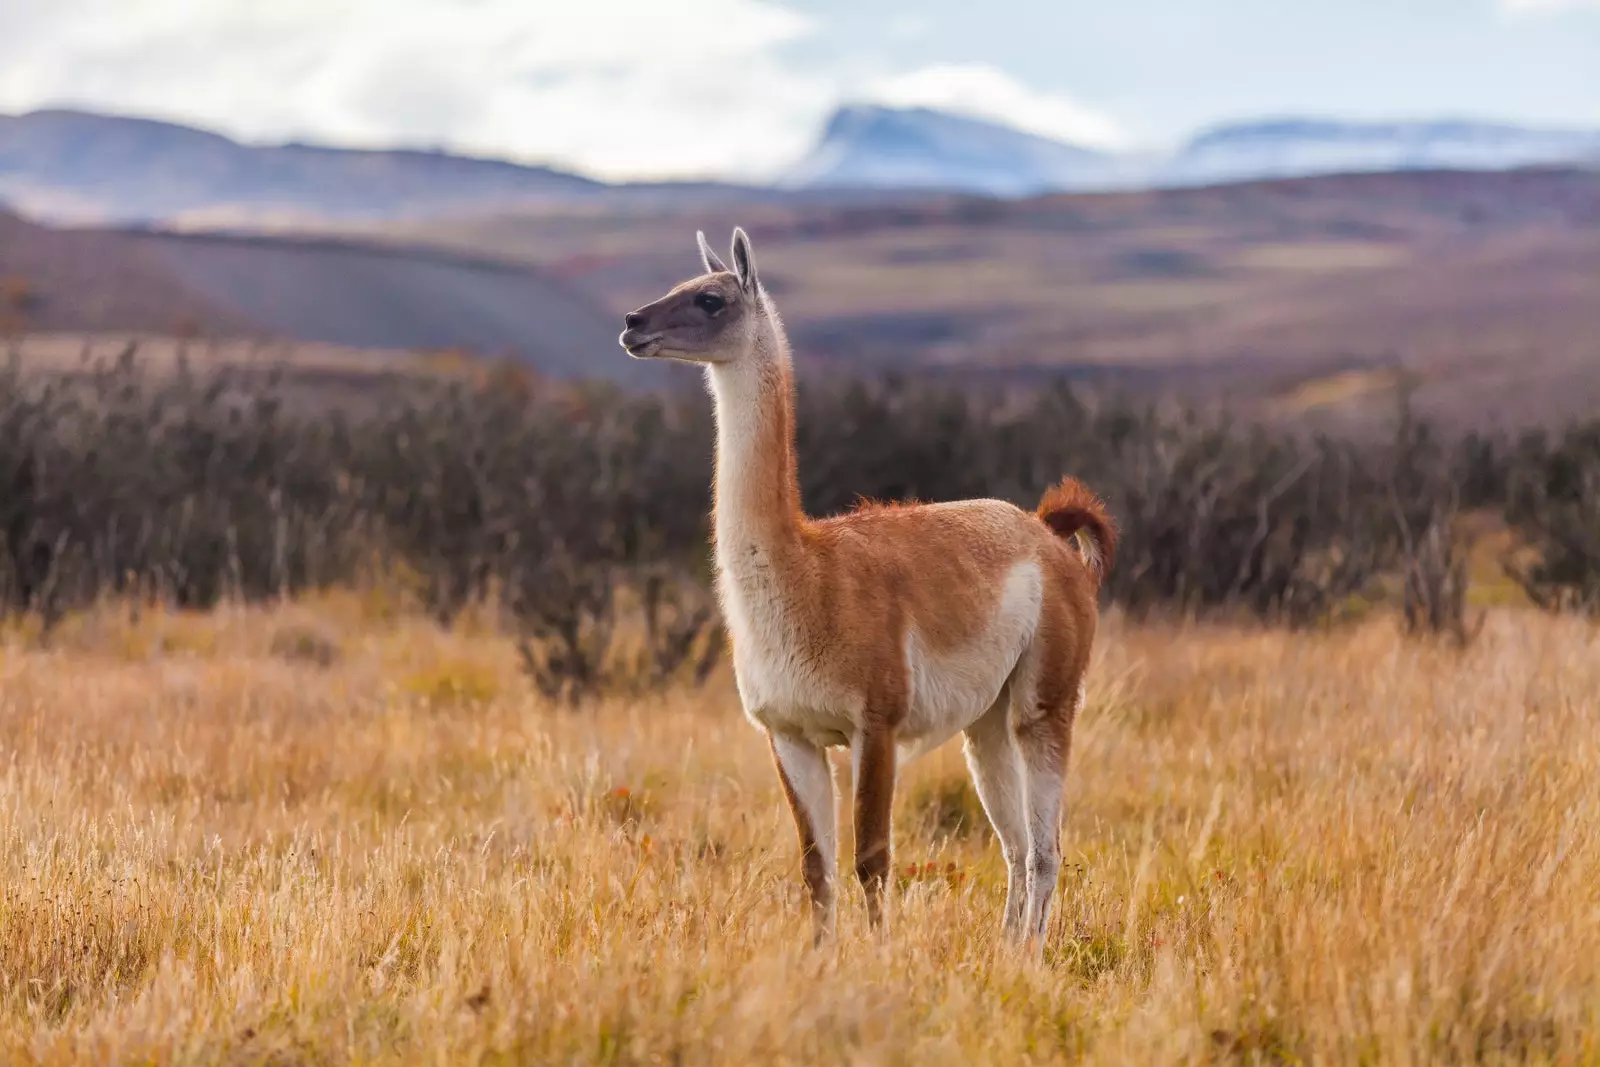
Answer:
xmin=898 ymin=559 xmax=1043 ymax=761
xmin=720 ymin=558 xmax=1042 ymax=760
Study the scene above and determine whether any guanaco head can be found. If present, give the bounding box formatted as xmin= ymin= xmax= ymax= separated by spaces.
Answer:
xmin=619 ymin=228 xmax=766 ymax=365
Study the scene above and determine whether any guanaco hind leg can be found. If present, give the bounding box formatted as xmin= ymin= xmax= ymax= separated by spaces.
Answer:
xmin=963 ymin=694 xmax=1030 ymax=938
xmin=1005 ymin=601 xmax=1086 ymax=952
xmin=1016 ymin=714 xmax=1070 ymax=945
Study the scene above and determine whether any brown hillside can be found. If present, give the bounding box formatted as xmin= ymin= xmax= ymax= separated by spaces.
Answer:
xmin=0 ymin=210 xmax=246 ymax=336
xmin=368 ymin=168 xmax=1600 ymax=429
xmin=6 ymin=169 xmax=1599 ymax=427
xmin=0 ymin=212 xmax=654 ymax=385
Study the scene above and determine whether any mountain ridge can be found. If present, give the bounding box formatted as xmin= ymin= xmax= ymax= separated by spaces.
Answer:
xmin=785 ymin=108 xmax=1600 ymax=195
xmin=1162 ymin=116 xmax=1600 ymax=186
xmin=783 ymin=104 xmax=1145 ymax=196
xmin=0 ymin=108 xmax=795 ymax=225
xmin=3 ymin=105 xmax=1599 ymax=224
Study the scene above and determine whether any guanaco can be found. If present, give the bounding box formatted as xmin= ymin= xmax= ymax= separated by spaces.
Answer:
xmin=618 ymin=228 xmax=1115 ymax=948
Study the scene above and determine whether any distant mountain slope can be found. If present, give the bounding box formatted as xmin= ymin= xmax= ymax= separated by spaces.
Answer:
xmin=0 ymin=109 xmax=612 ymax=225
xmin=1164 ymin=119 xmax=1600 ymax=186
xmin=420 ymin=167 xmax=1600 ymax=430
xmin=0 ymin=207 xmax=248 ymax=333
xmin=5 ymin=107 xmax=1598 ymax=226
xmin=0 ymin=207 xmax=649 ymax=383
xmin=130 ymin=232 xmax=647 ymax=383
xmin=9 ymin=167 xmax=1600 ymax=424
xmin=785 ymin=109 xmax=1600 ymax=197
xmin=785 ymin=105 xmax=1139 ymax=196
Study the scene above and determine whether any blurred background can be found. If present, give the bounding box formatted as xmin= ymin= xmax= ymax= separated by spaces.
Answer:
xmin=3 ymin=0 xmax=1599 ymax=426
xmin=0 ymin=0 xmax=1597 ymax=682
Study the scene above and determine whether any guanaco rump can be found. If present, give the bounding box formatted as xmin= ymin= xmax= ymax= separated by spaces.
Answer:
xmin=618 ymin=228 xmax=1116 ymax=949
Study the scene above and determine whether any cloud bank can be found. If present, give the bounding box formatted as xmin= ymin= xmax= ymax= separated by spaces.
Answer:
xmin=0 ymin=0 xmax=834 ymax=180
xmin=5 ymin=1 xmax=1585 ymax=180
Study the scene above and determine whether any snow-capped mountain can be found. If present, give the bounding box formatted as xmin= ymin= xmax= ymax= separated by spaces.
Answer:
xmin=783 ymin=105 xmax=1145 ymax=196
xmin=1161 ymin=119 xmax=1600 ymax=186
xmin=786 ymin=108 xmax=1600 ymax=197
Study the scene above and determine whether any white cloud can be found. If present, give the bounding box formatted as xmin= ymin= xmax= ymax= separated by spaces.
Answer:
xmin=0 ymin=0 xmax=830 ymax=181
xmin=1497 ymin=0 xmax=1600 ymax=15
xmin=0 ymin=2 xmax=1139 ymax=178
xmin=867 ymin=63 xmax=1127 ymax=149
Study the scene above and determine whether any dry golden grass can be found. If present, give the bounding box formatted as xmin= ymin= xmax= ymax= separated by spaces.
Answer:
xmin=3 ymin=597 xmax=1600 ymax=1064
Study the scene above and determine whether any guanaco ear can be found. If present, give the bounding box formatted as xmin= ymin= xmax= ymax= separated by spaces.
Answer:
xmin=696 ymin=230 xmax=729 ymax=274
xmin=730 ymin=226 xmax=758 ymax=294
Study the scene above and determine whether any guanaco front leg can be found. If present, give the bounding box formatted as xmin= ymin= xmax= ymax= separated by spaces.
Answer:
xmin=770 ymin=732 xmax=837 ymax=943
xmin=851 ymin=725 xmax=898 ymax=929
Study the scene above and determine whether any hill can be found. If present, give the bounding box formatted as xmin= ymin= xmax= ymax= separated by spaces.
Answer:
xmin=376 ymin=168 xmax=1600 ymax=431
xmin=0 ymin=109 xmax=804 ymax=226
xmin=0 ymin=208 xmax=651 ymax=385
xmin=0 ymin=208 xmax=247 ymax=335
xmin=7 ymin=167 xmax=1599 ymax=429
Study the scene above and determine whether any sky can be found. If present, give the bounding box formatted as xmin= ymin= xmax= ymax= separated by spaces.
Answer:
xmin=0 ymin=0 xmax=1596 ymax=181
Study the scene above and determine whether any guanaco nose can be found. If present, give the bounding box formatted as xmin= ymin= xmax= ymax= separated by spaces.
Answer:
xmin=624 ymin=311 xmax=647 ymax=330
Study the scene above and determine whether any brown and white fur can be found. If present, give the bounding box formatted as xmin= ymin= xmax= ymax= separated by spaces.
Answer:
xmin=619 ymin=228 xmax=1116 ymax=950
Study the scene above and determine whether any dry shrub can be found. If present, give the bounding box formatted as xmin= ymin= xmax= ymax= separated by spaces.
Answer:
xmin=0 ymin=353 xmax=1597 ymax=665
xmin=269 ymin=622 xmax=341 ymax=667
xmin=513 ymin=569 xmax=723 ymax=706
xmin=1503 ymin=421 xmax=1600 ymax=615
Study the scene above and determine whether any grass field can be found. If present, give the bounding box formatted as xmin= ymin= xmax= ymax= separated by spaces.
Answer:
xmin=2 ymin=597 xmax=1599 ymax=1064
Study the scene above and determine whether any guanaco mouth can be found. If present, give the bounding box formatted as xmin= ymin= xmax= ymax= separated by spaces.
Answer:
xmin=618 ymin=330 xmax=663 ymax=358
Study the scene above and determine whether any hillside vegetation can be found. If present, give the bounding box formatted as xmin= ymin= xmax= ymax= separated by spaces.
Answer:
xmin=2 ymin=357 xmax=1597 ymax=667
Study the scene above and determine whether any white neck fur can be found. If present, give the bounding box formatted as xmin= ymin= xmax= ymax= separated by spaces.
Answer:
xmin=706 ymin=297 xmax=800 ymax=560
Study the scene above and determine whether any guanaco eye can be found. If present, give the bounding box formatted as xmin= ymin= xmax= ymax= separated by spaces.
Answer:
xmin=693 ymin=292 xmax=726 ymax=315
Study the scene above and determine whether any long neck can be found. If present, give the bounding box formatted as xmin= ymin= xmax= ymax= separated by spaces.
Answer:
xmin=707 ymin=301 xmax=804 ymax=560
